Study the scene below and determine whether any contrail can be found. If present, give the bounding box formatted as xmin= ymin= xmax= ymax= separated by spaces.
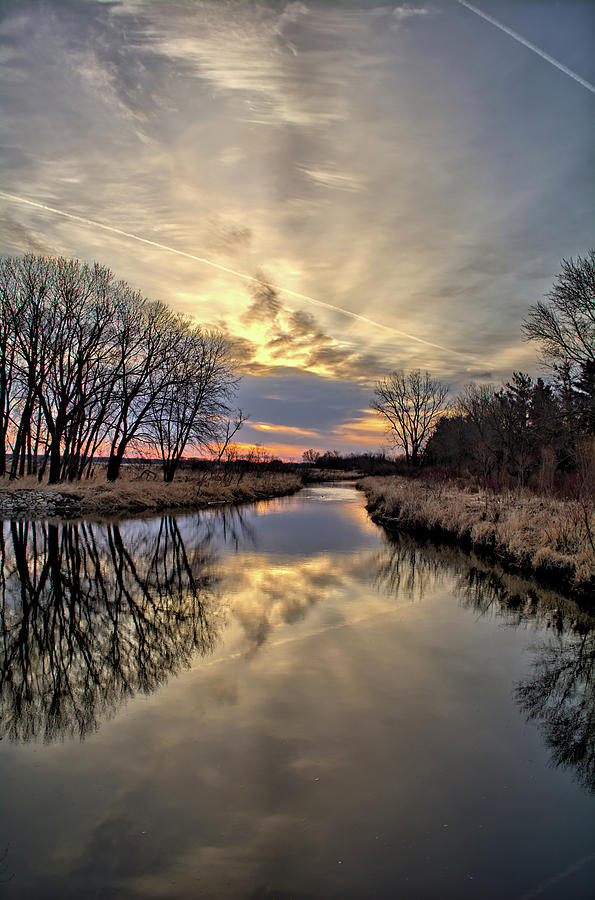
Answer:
xmin=518 ymin=849 xmax=595 ymax=900
xmin=456 ymin=0 xmax=595 ymax=96
xmin=195 ymin=606 xmax=404 ymax=672
xmin=0 ymin=189 xmax=474 ymax=361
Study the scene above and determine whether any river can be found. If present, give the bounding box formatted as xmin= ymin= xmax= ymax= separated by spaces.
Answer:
xmin=1 ymin=483 xmax=594 ymax=899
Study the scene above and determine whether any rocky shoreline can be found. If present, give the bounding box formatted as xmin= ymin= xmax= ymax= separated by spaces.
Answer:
xmin=0 ymin=490 xmax=80 ymax=519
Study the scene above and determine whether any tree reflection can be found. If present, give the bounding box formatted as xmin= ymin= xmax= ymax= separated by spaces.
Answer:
xmin=373 ymin=534 xmax=445 ymax=602
xmin=0 ymin=516 xmax=222 ymax=742
xmin=376 ymin=534 xmax=595 ymax=793
xmin=456 ymin=564 xmax=593 ymax=633
xmin=454 ymin=558 xmax=595 ymax=791
xmin=515 ymin=629 xmax=595 ymax=793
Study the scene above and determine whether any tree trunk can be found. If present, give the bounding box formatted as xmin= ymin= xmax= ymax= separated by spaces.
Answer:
xmin=48 ymin=436 xmax=62 ymax=484
xmin=163 ymin=460 xmax=178 ymax=482
xmin=47 ymin=409 xmax=69 ymax=484
xmin=106 ymin=445 xmax=126 ymax=481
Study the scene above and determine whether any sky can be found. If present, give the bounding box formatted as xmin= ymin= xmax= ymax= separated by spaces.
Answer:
xmin=1 ymin=0 xmax=594 ymax=459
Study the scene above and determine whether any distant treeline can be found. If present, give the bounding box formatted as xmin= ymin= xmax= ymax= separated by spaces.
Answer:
xmin=301 ymin=449 xmax=400 ymax=475
xmin=425 ymin=368 xmax=595 ymax=492
xmin=0 ymin=254 xmax=239 ymax=483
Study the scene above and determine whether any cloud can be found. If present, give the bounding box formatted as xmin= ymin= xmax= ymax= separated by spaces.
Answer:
xmin=252 ymin=422 xmax=319 ymax=438
xmin=393 ymin=5 xmax=434 ymax=22
xmin=241 ymin=282 xmax=283 ymax=324
xmin=0 ymin=210 xmax=51 ymax=255
xmin=275 ymin=1 xmax=310 ymax=54
xmin=188 ymin=218 xmax=252 ymax=258
xmin=277 ymin=2 xmax=310 ymax=30
xmin=331 ymin=411 xmax=388 ymax=448
xmin=288 ymin=309 xmax=316 ymax=335
xmin=225 ymin=282 xmax=389 ymax=383
xmin=297 ymin=164 xmax=364 ymax=193
xmin=141 ymin=1 xmax=346 ymax=128
xmin=2 ymin=0 xmax=592 ymax=458
xmin=237 ymin=370 xmax=373 ymax=438
xmin=73 ymin=47 xmax=144 ymax=124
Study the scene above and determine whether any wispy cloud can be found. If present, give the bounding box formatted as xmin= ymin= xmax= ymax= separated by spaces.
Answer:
xmin=331 ymin=411 xmax=388 ymax=448
xmin=252 ymin=422 xmax=319 ymax=438
xmin=297 ymin=164 xmax=364 ymax=193
xmin=393 ymin=5 xmax=433 ymax=22
xmin=0 ymin=190 xmax=475 ymax=364
xmin=143 ymin=2 xmax=344 ymax=128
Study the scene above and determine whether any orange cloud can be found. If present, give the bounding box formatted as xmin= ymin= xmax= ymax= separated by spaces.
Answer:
xmin=331 ymin=411 xmax=386 ymax=447
xmin=217 ymin=441 xmax=311 ymax=461
xmin=233 ymin=412 xmax=387 ymax=459
xmin=253 ymin=422 xmax=320 ymax=438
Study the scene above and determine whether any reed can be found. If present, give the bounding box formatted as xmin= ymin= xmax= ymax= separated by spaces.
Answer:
xmin=360 ymin=476 xmax=595 ymax=597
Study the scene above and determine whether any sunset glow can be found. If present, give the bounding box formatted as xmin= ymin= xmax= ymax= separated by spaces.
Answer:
xmin=1 ymin=0 xmax=593 ymax=456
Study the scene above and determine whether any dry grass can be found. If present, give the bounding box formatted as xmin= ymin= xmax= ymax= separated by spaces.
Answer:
xmin=302 ymin=467 xmax=361 ymax=482
xmin=360 ymin=476 xmax=595 ymax=596
xmin=0 ymin=466 xmax=303 ymax=519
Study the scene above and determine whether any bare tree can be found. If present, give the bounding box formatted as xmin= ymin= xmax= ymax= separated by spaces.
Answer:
xmin=59 ymin=272 xmax=132 ymax=482
xmin=302 ymin=449 xmax=321 ymax=465
xmin=1 ymin=254 xmax=244 ymax=483
xmin=6 ymin=255 xmax=54 ymax=479
xmin=523 ymin=250 xmax=595 ymax=373
xmin=105 ymin=298 xmax=186 ymax=481
xmin=373 ymin=369 xmax=449 ymax=466
xmin=0 ymin=259 xmax=20 ymax=476
xmin=147 ymin=327 xmax=240 ymax=482
xmin=3 ymin=256 xmax=123 ymax=482
xmin=37 ymin=259 xmax=118 ymax=483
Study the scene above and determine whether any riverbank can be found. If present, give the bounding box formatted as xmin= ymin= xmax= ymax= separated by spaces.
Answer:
xmin=360 ymin=475 xmax=595 ymax=599
xmin=0 ymin=470 xmax=304 ymax=520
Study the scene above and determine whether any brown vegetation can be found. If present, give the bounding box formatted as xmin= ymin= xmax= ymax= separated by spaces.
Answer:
xmin=0 ymin=466 xmax=303 ymax=520
xmin=360 ymin=475 xmax=595 ymax=598
xmin=301 ymin=467 xmax=361 ymax=482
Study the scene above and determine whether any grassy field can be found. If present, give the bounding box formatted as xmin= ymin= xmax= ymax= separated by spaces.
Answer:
xmin=0 ymin=467 xmax=304 ymax=519
xmin=360 ymin=475 xmax=595 ymax=598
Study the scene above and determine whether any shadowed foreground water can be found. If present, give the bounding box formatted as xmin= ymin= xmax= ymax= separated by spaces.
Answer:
xmin=1 ymin=484 xmax=594 ymax=899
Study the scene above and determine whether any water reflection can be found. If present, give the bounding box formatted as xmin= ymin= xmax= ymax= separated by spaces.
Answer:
xmin=0 ymin=517 xmax=221 ymax=742
xmin=2 ymin=504 xmax=594 ymax=798
xmin=458 ymin=558 xmax=595 ymax=793
xmin=220 ymin=550 xmax=377 ymax=655
xmin=377 ymin=533 xmax=595 ymax=793
xmin=0 ymin=499 xmax=375 ymax=744
xmin=516 ymin=630 xmax=595 ymax=794
xmin=373 ymin=535 xmax=444 ymax=602
xmin=2 ymin=493 xmax=595 ymax=898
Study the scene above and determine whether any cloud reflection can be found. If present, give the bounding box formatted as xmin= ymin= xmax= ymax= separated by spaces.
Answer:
xmin=375 ymin=531 xmax=595 ymax=792
xmin=0 ymin=505 xmax=379 ymax=741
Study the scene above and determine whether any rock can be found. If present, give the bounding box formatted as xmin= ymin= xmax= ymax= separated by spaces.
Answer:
xmin=0 ymin=489 xmax=77 ymax=520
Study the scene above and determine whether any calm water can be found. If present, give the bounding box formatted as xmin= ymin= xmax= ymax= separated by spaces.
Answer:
xmin=1 ymin=484 xmax=594 ymax=899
